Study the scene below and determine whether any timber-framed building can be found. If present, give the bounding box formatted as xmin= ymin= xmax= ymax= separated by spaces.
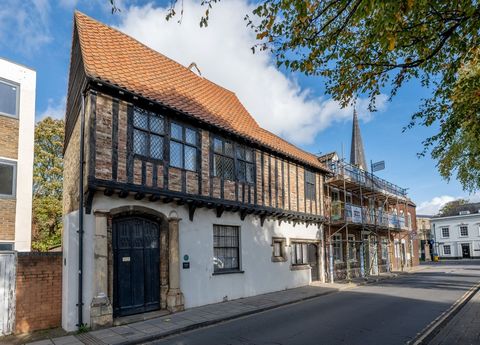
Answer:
xmin=62 ymin=12 xmax=329 ymax=330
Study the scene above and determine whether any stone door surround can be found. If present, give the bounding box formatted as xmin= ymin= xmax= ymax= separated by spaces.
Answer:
xmin=91 ymin=205 xmax=184 ymax=329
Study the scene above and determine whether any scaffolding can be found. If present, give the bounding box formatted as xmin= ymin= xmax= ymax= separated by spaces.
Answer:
xmin=323 ymin=159 xmax=414 ymax=283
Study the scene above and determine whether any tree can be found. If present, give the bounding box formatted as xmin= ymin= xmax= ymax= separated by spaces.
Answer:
xmin=437 ymin=198 xmax=468 ymax=216
xmin=158 ymin=0 xmax=480 ymax=191
xmin=32 ymin=117 xmax=64 ymax=251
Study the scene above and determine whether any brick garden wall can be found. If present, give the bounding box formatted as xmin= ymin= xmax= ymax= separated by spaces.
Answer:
xmin=15 ymin=252 xmax=62 ymax=334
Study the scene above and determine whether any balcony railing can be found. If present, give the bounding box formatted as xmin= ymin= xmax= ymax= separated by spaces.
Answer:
xmin=329 ymin=160 xmax=408 ymax=198
xmin=328 ymin=201 xmax=408 ymax=230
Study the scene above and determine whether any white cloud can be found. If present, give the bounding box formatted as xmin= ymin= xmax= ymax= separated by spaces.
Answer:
xmin=0 ymin=0 xmax=52 ymax=54
xmin=37 ymin=97 xmax=66 ymax=121
xmin=116 ymin=0 xmax=387 ymax=146
xmin=417 ymin=193 xmax=480 ymax=215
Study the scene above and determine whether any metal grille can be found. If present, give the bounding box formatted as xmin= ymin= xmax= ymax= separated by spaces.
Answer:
xmin=213 ymin=225 xmax=240 ymax=272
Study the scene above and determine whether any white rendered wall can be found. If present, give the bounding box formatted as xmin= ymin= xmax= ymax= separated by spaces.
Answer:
xmin=62 ymin=210 xmax=95 ymax=331
xmin=62 ymin=194 xmax=322 ymax=329
xmin=0 ymin=58 xmax=35 ymax=251
xmin=432 ymin=214 xmax=480 ymax=258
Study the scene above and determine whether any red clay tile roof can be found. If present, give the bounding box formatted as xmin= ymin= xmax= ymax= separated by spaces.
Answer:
xmin=74 ymin=11 xmax=327 ymax=171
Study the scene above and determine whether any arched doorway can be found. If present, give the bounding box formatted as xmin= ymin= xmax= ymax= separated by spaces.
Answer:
xmin=112 ymin=215 xmax=161 ymax=317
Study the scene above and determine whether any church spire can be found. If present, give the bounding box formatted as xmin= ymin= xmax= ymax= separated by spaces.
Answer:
xmin=350 ymin=108 xmax=367 ymax=171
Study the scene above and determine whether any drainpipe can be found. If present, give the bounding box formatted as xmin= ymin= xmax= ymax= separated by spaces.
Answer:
xmin=77 ymin=90 xmax=87 ymax=328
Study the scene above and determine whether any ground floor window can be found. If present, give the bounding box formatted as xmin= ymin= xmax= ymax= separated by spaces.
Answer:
xmin=443 ymin=245 xmax=451 ymax=255
xmin=0 ymin=242 xmax=14 ymax=251
xmin=347 ymin=234 xmax=356 ymax=261
xmin=272 ymin=237 xmax=287 ymax=262
xmin=333 ymin=234 xmax=343 ymax=262
xmin=381 ymin=238 xmax=388 ymax=260
xmin=291 ymin=242 xmax=309 ymax=265
xmin=213 ymin=225 xmax=240 ymax=273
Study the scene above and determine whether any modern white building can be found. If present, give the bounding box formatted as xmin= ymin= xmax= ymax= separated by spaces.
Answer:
xmin=0 ymin=57 xmax=36 ymax=251
xmin=432 ymin=203 xmax=480 ymax=259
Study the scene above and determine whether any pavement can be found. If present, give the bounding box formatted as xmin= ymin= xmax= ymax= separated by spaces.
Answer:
xmin=18 ymin=272 xmax=400 ymax=345
xmin=427 ymin=281 xmax=480 ymax=345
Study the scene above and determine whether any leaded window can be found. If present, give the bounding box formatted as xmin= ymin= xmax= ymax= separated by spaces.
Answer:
xmin=291 ymin=242 xmax=309 ymax=265
xmin=213 ymin=225 xmax=240 ymax=272
xmin=132 ymin=108 xmax=164 ymax=160
xmin=0 ymin=79 xmax=19 ymax=118
xmin=236 ymin=146 xmax=254 ymax=183
xmin=305 ymin=170 xmax=316 ymax=200
xmin=213 ymin=138 xmax=235 ymax=180
xmin=0 ymin=160 xmax=16 ymax=197
xmin=169 ymin=122 xmax=198 ymax=171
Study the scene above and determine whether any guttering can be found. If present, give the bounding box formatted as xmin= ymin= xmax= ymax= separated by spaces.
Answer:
xmin=77 ymin=89 xmax=87 ymax=328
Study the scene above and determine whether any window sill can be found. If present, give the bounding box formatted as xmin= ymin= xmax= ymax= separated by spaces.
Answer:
xmin=271 ymin=256 xmax=288 ymax=263
xmin=290 ymin=264 xmax=310 ymax=271
xmin=212 ymin=270 xmax=244 ymax=276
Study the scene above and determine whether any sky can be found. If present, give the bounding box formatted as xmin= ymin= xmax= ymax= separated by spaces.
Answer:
xmin=1 ymin=0 xmax=477 ymax=215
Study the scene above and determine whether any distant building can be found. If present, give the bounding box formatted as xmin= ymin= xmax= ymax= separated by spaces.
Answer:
xmin=417 ymin=215 xmax=433 ymax=261
xmin=432 ymin=203 xmax=480 ymax=259
xmin=0 ymin=58 xmax=35 ymax=251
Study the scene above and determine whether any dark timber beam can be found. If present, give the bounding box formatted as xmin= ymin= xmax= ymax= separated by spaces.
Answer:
xmin=216 ymin=206 xmax=224 ymax=218
xmin=188 ymin=203 xmax=197 ymax=222
xmin=118 ymin=190 xmax=129 ymax=198
xmin=103 ymin=189 xmax=114 ymax=196
xmin=240 ymin=209 xmax=248 ymax=221
xmin=134 ymin=192 xmax=145 ymax=200
xmin=260 ymin=214 xmax=267 ymax=227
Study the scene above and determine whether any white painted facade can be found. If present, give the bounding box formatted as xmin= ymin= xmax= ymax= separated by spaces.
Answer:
xmin=62 ymin=194 xmax=324 ymax=331
xmin=0 ymin=58 xmax=35 ymax=251
xmin=432 ymin=212 xmax=480 ymax=259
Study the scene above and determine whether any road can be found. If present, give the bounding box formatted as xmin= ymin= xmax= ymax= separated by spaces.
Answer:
xmin=144 ymin=261 xmax=480 ymax=345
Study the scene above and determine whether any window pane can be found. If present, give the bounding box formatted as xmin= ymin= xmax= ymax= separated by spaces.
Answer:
xmin=213 ymin=225 xmax=240 ymax=272
xmin=302 ymin=244 xmax=308 ymax=263
xmin=295 ymin=244 xmax=302 ymax=264
xmin=133 ymin=129 xmax=148 ymax=156
xmin=0 ymin=242 xmax=14 ymax=251
xmin=213 ymin=138 xmax=223 ymax=153
xmin=0 ymin=81 xmax=17 ymax=117
xmin=150 ymin=134 xmax=163 ymax=160
xmin=246 ymin=163 xmax=254 ymax=183
xmin=184 ymin=146 xmax=197 ymax=171
xmin=236 ymin=147 xmax=245 ymax=160
xmin=238 ymin=161 xmax=246 ymax=181
xmin=214 ymin=154 xmax=222 ymax=177
xmin=223 ymin=156 xmax=234 ymax=180
xmin=274 ymin=242 xmax=281 ymax=257
xmin=133 ymin=110 xmax=148 ymax=130
xmin=224 ymin=142 xmax=234 ymax=156
xmin=150 ymin=116 xmax=164 ymax=134
xmin=245 ymin=149 xmax=253 ymax=162
xmin=171 ymin=123 xmax=183 ymax=140
xmin=185 ymin=128 xmax=197 ymax=145
xmin=170 ymin=141 xmax=183 ymax=168
xmin=0 ymin=163 xmax=14 ymax=195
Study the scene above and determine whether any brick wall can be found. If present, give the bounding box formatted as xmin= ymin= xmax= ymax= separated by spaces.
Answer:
xmin=15 ymin=252 xmax=62 ymax=334
xmin=0 ymin=115 xmax=19 ymax=159
xmin=0 ymin=199 xmax=16 ymax=240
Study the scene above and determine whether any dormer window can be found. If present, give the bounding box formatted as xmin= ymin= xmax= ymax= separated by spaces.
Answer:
xmin=459 ymin=210 xmax=470 ymax=215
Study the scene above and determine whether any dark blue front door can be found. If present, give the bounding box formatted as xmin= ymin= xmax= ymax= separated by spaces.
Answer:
xmin=113 ymin=216 xmax=160 ymax=317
